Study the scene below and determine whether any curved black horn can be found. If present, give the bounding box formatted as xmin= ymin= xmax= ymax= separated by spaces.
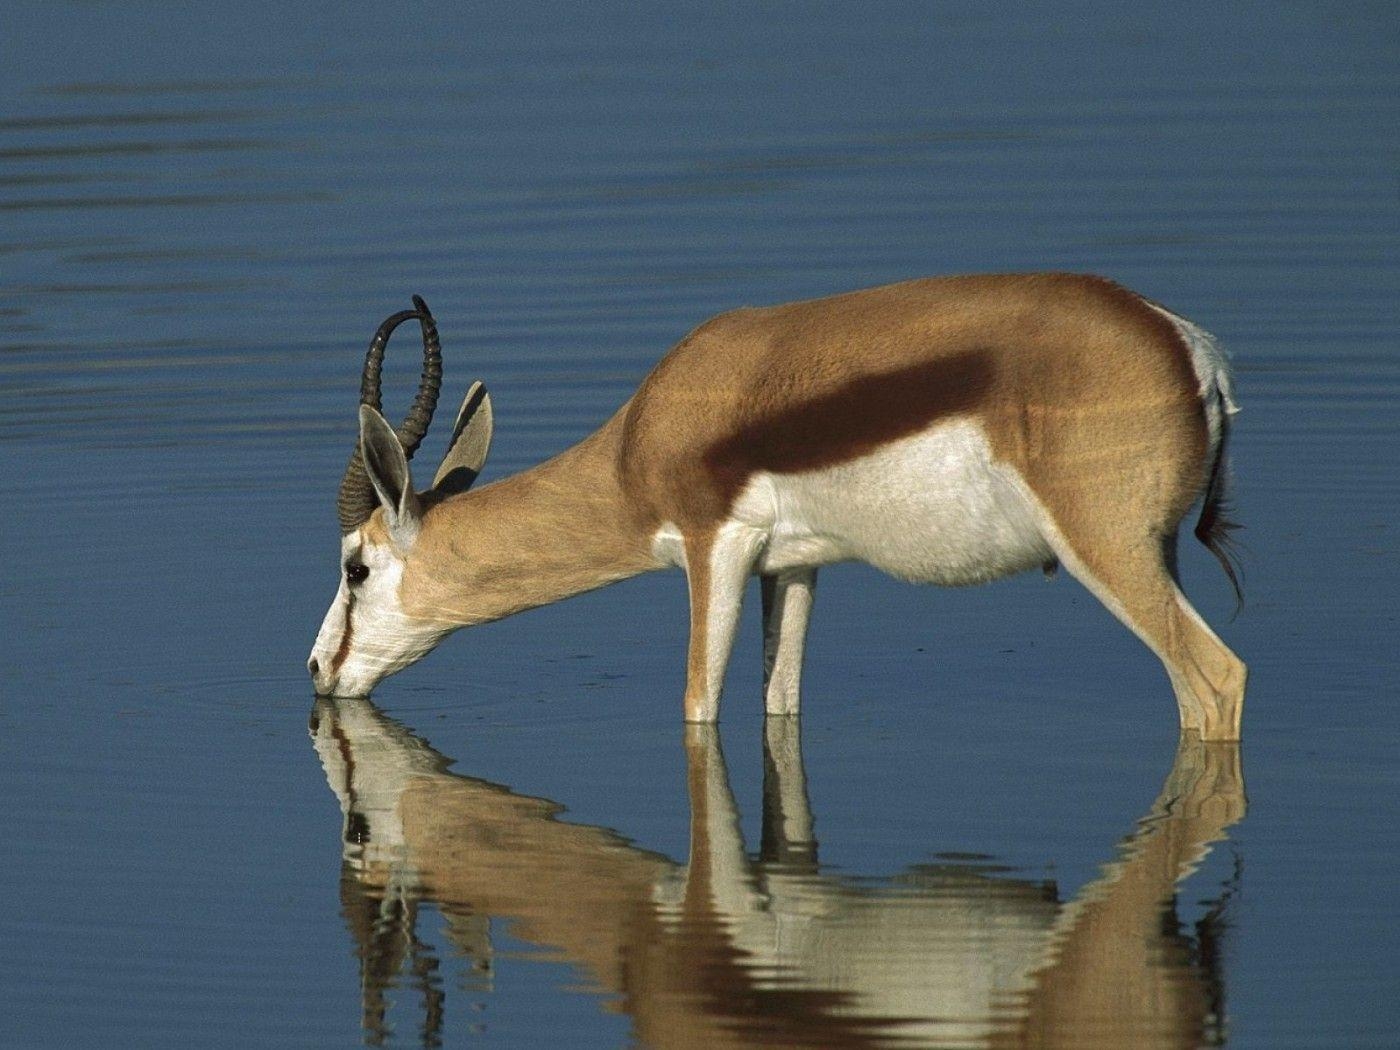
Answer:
xmin=336 ymin=299 xmax=443 ymax=533
xmin=397 ymin=295 xmax=442 ymax=458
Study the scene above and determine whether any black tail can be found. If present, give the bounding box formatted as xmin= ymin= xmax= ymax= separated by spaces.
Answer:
xmin=1194 ymin=398 xmax=1244 ymax=617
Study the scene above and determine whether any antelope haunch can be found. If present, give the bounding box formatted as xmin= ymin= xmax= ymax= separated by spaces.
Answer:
xmin=308 ymin=274 xmax=1246 ymax=739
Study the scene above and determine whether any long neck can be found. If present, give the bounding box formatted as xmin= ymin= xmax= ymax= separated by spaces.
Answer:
xmin=402 ymin=411 xmax=660 ymax=626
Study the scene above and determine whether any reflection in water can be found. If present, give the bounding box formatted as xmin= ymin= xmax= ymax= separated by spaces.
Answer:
xmin=310 ymin=701 xmax=1244 ymax=1048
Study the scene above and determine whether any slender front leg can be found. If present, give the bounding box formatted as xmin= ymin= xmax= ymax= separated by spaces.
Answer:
xmin=760 ymin=568 xmax=817 ymax=716
xmin=683 ymin=524 xmax=765 ymax=723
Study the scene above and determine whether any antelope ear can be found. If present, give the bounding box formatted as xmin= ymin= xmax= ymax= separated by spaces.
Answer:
xmin=359 ymin=405 xmax=421 ymax=543
xmin=431 ymin=381 xmax=493 ymax=496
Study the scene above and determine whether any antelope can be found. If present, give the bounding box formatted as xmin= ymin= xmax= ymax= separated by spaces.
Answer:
xmin=308 ymin=274 xmax=1246 ymax=739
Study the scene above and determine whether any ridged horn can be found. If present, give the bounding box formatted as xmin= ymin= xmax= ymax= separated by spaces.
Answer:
xmin=336 ymin=298 xmax=443 ymax=533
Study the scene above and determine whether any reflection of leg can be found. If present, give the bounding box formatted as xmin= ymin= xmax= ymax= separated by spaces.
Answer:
xmin=1073 ymin=734 xmax=1246 ymax=918
xmin=760 ymin=716 xmax=818 ymax=871
xmin=760 ymin=568 xmax=817 ymax=716
xmin=440 ymin=911 xmax=495 ymax=992
xmin=408 ymin=919 xmax=446 ymax=1046
xmin=1014 ymin=736 xmax=1246 ymax=1045
xmin=1157 ymin=735 xmax=1247 ymax=833
xmin=684 ymin=525 xmax=766 ymax=723
xmin=683 ymin=724 xmax=760 ymax=915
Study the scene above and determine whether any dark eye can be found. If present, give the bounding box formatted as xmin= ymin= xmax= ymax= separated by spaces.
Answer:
xmin=345 ymin=562 xmax=369 ymax=585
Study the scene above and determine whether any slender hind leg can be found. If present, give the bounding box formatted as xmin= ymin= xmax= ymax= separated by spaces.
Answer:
xmin=1052 ymin=528 xmax=1246 ymax=741
xmin=760 ymin=568 xmax=817 ymax=716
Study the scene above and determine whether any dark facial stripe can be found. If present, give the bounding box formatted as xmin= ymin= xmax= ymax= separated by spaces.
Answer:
xmin=330 ymin=595 xmax=355 ymax=675
xmin=329 ymin=545 xmax=363 ymax=676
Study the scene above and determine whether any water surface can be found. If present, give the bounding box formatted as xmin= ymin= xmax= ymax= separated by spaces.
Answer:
xmin=2 ymin=2 xmax=1398 ymax=1047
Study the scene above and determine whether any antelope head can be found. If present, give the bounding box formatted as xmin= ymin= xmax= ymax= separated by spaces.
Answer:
xmin=308 ymin=297 xmax=493 ymax=698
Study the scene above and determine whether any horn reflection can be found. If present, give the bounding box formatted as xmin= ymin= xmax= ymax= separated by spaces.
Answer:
xmin=309 ymin=702 xmax=1244 ymax=1049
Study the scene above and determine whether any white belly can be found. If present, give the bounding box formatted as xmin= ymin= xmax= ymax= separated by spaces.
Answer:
xmin=730 ymin=419 xmax=1052 ymax=585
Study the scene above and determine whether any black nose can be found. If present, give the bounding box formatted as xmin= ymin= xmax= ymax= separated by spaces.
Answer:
xmin=308 ymin=657 xmax=320 ymax=676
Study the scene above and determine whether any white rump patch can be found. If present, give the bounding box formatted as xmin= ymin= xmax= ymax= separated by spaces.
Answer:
xmin=1145 ymin=302 xmax=1239 ymax=414
xmin=1144 ymin=300 xmax=1239 ymax=475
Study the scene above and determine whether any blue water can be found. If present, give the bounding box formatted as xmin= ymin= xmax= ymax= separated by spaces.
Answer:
xmin=3 ymin=2 xmax=1398 ymax=1046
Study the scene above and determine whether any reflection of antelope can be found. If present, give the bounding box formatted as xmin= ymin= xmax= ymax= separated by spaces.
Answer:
xmin=311 ymin=698 xmax=1245 ymax=1048
xmin=308 ymin=276 xmax=1246 ymax=738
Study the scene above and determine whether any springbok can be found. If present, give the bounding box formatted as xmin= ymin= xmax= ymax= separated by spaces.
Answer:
xmin=308 ymin=274 xmax=1246 ymax=738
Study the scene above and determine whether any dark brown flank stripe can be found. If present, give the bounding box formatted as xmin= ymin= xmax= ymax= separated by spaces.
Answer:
xmin=702 ymin=349 xmax=995 ymax=501
xmin=330 ymin=595 xmax=354 ymax=674
xmin=696 ymin=283 xmax=1207 ymax=513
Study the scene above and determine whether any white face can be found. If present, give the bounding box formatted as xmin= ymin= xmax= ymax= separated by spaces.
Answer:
xmin=307 ymin=529 xmax=449 ymax=698
xmin=312 ymin=391 xmax=493 ymax=698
